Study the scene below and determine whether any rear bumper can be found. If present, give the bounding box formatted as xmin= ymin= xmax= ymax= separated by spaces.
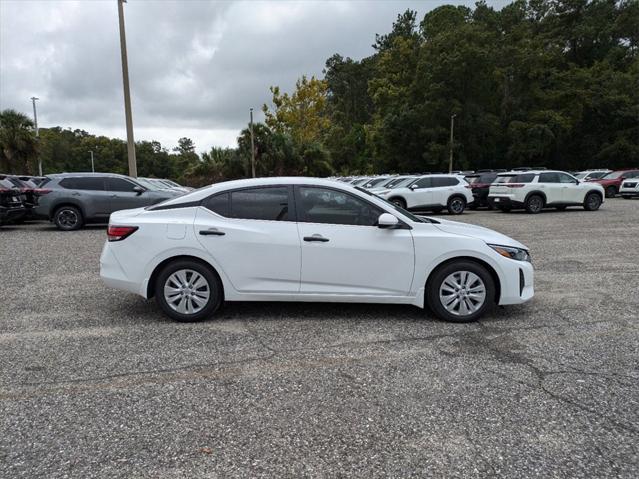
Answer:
xmin=488 ymin=196 xmax=525 ymax=209
xmin=100 ymin=242 xmax=147 ymax=297
xmin=0 ymin=206 xmax=26 ymax=223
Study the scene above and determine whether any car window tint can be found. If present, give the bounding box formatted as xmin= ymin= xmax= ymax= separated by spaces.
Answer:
xmin=412 ymin=177 xmax=432 ymax=188
xmin=203 ymin=192 xmax=229 ymax=217
xmin=479 ymin=174 xmax=497 ymax=183
xmin=539 ymin=172 xmax=560 ymax=183
xmin=59 ymin=177 xmax=105 ymax=190
xmin=230 ymin=187 xmax=289 ymax=221
xmin=558 ymin=173 xmax=576 ymax=183
xmin=432 ymin=177 xmax=458 ymax=187
xmin=105 ymin=178 xmax=137 ymax=192
xmin=298 ymin=187 xmax=382 ymax=226
xmin=496 ymin=174 xmax=535 ymax=184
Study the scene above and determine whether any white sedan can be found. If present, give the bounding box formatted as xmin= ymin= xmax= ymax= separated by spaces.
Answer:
xmin=100 ymin=178 xmax=534 ymax=323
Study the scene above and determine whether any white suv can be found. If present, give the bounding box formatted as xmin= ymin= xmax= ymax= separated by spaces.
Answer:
xmin=620 ymin=178 xmax=639 ymax=199
xmin=375 ymin=175 xmax=473 ymax=215
xmin=488 ymin=170 xmax=605 ymax=213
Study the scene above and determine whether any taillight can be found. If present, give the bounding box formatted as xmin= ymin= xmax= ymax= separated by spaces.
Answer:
xmin=107 ymin=225 xmax=138 ymax=242
xmin=33 ymin=188 xmax=52 ymax=194
xmin=506 ymin=184 xmax=525 ymax=188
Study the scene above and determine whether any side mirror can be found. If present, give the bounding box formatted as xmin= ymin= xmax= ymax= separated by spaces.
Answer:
xmin=133 ymin=186 xmax=145 ymax=195
xmin=409 ymin=184 xmax=418 ymax=190
xmin=378 ymin=213 xmax=399 ymax=229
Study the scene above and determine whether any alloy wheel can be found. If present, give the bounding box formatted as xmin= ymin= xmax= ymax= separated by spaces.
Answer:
xmin=439 ymin=271 xmax=486 ymax=317
xmin=58 ymin=209 xmax=78 ymax=228
xmin=588 ymin=194 xmax=601 ymax=210
xmin=450 ymin=198 xmax=464 ymax=214
xmin=163 ymin=269 xmax=211 ymax=315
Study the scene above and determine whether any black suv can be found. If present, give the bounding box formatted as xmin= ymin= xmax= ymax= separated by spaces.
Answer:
xmin=35 ymin=173 xmax=183 ymax=230
xmin=0 ymin=177 xmax=25 ymax=225
xmin=465 ymin=172 xmax=500 ymax=209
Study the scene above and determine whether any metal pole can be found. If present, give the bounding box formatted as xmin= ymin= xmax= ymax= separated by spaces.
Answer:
xmin=117 ymin=0 xmax=137 ymax=178
xmin=89 ymin=150 xmax=95 ymax=172
xmin=249 ymin=108 xmax=256 ymax=178
xmin=448 ymin=113 xmax=456 ymax=174
xmin=31 ymin=97 xmax=41 ymax=175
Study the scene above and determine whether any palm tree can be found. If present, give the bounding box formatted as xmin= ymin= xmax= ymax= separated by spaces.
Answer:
xmin=0 ymin=109 xmax=38 ymax=174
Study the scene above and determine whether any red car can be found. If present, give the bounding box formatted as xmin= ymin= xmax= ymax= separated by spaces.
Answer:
xmin=588 ymin=169 xmax=639 ymax=198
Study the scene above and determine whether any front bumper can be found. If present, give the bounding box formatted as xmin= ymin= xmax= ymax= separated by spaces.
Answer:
xmin=498 ymin=258 xmax=534 ymax=305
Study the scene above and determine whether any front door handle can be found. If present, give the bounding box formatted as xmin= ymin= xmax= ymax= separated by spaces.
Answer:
xmin=199 ymin=228 xmax=225 ymax=236
xmin=304 ymin=234 xmax=329 ymax=242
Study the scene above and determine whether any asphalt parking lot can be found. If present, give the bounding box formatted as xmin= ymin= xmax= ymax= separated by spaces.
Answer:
xmin=1 ymin=199 xmax=638 ymax=478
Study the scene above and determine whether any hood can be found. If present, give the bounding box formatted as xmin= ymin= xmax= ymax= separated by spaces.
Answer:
xmin=430 ymin=217 xmax=528 ymax=250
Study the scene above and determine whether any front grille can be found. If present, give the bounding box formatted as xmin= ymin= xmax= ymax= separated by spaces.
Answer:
xmin=623 ymin=182 xmax=637 ymax=188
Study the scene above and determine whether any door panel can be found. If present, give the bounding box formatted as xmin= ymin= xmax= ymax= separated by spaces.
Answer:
xmin=406 ymin=177 xmax=432 ymax=208
xmin=194 ymin=187 xmax=301 ymax=293
xmin=295 ymin=186 xmax=414 ymax=295
xmin=105 ymin=177 xmax=146 ymax=212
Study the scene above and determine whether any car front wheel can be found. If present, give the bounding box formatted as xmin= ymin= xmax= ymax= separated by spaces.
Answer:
xmin=427 ymin=261 xmax=495 ymax=323
xmin=389 ymin=197 xmax=406 ymax=209
xmin=54 ymin=206 xmax=83 ymax=231
xmin=155 ymin=260 xmax=223 ymax=322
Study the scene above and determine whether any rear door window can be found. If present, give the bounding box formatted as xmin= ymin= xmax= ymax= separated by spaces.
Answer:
xmin=229 ymin=187 xmax=290 ymax=221
xmin=105 ymin=178 xmax=138 ymax=192
xmin=431 ymin=177 xmax=459 ymax=187
xmin=59 ymin=177 xmax=105 ymax=190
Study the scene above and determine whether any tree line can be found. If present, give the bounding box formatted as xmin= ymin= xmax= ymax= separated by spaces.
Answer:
xmin=2 ymin=0 xmax=637 ymax=186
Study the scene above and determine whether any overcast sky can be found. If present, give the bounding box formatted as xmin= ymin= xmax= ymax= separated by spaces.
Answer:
xmin=0 ymin=0 xmax=506 ymax=153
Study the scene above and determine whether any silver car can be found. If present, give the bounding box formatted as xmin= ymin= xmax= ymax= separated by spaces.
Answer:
xmin=35 ymin=173 xmax=183 ymax=230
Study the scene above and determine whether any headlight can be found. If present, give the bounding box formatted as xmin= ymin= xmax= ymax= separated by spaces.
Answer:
xmin=489 ymin=244 xmax=531 ymax=262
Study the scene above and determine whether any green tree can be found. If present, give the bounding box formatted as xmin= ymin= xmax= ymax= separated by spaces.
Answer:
xmin=0 ymin=109 xmax=38 ymax=174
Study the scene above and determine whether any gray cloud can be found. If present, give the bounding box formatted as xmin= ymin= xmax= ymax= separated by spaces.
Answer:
xmin=0 ymin=0 xmax=502 ymax=151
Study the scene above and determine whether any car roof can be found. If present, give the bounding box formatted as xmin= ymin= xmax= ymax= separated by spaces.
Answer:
xmin=48 ymin=172 xmax=133 ymax=179
xmin=497 ymin=170 xmax=568 ymax=176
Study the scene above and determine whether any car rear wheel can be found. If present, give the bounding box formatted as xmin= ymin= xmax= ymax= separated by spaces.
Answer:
xmin=427 ymin=261 xmax=495 ymax=323
xmin=447 ymin=196 xmax=466 ymax=215
xmin=583 ymin=192 xmax=602 ymax=211
xmin=525 ymin=195 xmax=544 ymax=214
xmin=54 ymin=206 xmax=83 ymax=231
xmin=155 ymin=259 xmax=223 ymax=322
xmin=389 ymin=197 xmax=406 ymax=209
xmin=605 ymin=186 xmax=616 ymax=198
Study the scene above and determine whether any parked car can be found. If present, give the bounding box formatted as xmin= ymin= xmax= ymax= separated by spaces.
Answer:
xmin=573 ymin=170 xmax=611 ymax=182
xmin=375 ymin=174 xmax=473 ymax=214
xmin=0 ymin=178 xmax=25 ymax=225
xmin=587 ymin=169 xmax=639 ymax=198
xmin=100 ymin=177 xmax=534 ymax=323
xmin=1 ymin=175 xmax=51 ymax=220
xmin=619 ymin=178 xmax=639 ymax=199
xmin=140 ymin=177 xmax=192 ymax=194
xmin=35 ymin=173 xmax=183 ymax=230
xmin=464 ymin=172 xmax=500 ymax=209
xmin=368 ymin=176 xmax=416 ymax=193
xmin=361 ymin=176 xmax=392 ymax=189
xmin=488 ymin=170 xmax=605 ymax=213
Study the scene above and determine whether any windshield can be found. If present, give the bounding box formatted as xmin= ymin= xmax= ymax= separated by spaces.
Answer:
xmin=385 ymin=177 xmax=414 ymax=189
xmin=601 ymin=171 xmax=625 ymax=179
xmin=364 ymin=177 xmax=389 ymax=188
xmin=137 ymin=178 xmax=163 ymax=191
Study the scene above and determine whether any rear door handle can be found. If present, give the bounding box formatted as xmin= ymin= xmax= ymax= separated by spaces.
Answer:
xmin=304 ymin=234 xmax=329 ymax=242
xmin=199 ymin=228 xmax=225 ymax=236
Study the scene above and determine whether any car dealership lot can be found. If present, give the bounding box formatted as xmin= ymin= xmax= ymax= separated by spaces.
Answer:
xmin=1 ymin=200 xmax=638 ymax=478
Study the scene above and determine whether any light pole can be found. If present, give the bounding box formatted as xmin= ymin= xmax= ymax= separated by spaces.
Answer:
xmin=249 ymin=108 xmax=256 ymax=178
xmin=31 ymin=97 xmax=41 ymax=175
xmin=89 ymin=150 xmax=95 ymax=173
xmin=117 ymin=0 xmax=137 ymax=178
xmin=448 ymin=113 xmax=456 ymax=174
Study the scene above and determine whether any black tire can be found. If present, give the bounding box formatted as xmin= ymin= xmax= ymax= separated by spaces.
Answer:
xmin=605 ymin=186 xmax=616 ymax=198
xmin=53 ymin=206 xmax=83 ymax=231
xmin=583 ymin=192 xmax=602 ymax=211
xmin=389 ymin=197 xmax=406 ymax=209
xmin=155 ymin=259 xmax=223 ymax=322
xmin=426 ymin=260 xmax=496 ymax=323
xmin=525 ymin=195 xmax=544 ymax=214
xmin=447 ymin=196 xmax=466 ymax=215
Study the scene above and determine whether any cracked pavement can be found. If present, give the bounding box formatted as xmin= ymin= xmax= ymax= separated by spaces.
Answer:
xmin=1 ymin=199 xmax=638 ymax=478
